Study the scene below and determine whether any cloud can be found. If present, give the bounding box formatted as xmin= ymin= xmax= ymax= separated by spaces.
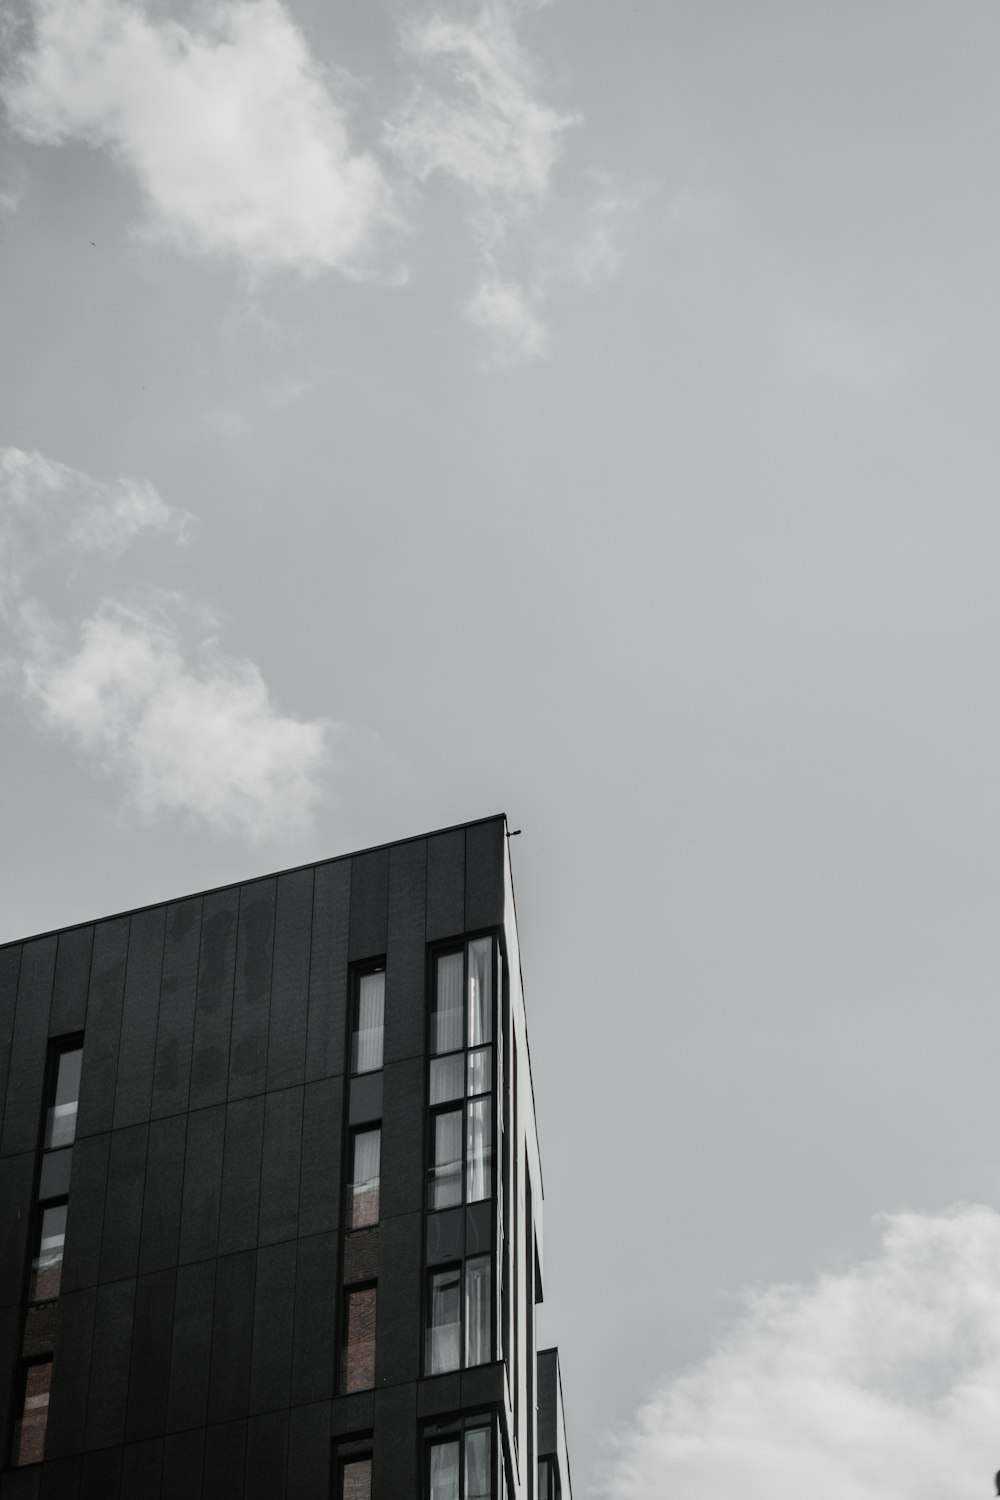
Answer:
xmin=2 ymin=0 xmax=394 ymax=275
xmin=465 ymin=274 xmax=547 ymax=364
xmin=605 ymin=1205 xmax=1000 ymax=1500
xmin=18 ymin=601 xmax=330 ymax=839
xmin=1 ymin=447 xmax=331 ymax=839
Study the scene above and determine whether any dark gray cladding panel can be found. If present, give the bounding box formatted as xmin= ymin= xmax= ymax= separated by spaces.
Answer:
xmin=119 ymin=1438 xmax=163 ymax=1497
xmin=0 ymin=945 xmax=22 ymax=1138
xmin=113 ymin=906 xmax=166 ymax=1130
xmin=84 ymin=1276 xmax=136 ymax=1450
xmin=306 ymin=860 xmax=350 ymax=1083
xmin=207 ymin=1250 xmax=256 ymax=1424
xmin=245 ymin=1409 xmax=289 ymax=1500
xmin=285 ymin=1401 xmax=331 ymax=1500
xmin=267 ymin=867 xmax=314 ymax=1091
xmin=228 ymin=880 xmax=276 ymax=1102
xmin=258 ymin=1086 xmax=302 ymax=1246
xmin=177 ymin=1104 xmax=225 ymax=1264
xmin=375 ymin=1212 xmax=422 ymax=1386
xmin=426 ymin=1208 xmax=464 ymax=1268
xmin=218 ymin=1095 xmax=265 ymax=1256
xmin=50 ymin=927 xmax=93 ymax=1038
xmin=99 ymin=1124 xmax=148 ymax=1283
xmin=161 ymin=1429 xmax=205 ymax=1500
xmin=38 ymin=1454 xmax=83 ymax=1499
xmin=380 ymin=1057 xmax=425 ymax=1220
xmin=373 ymin=1385 xmax=418 ymax=1495
xmin=77 ymin=920 xmax=129 ymax=1139
xmin=249 ymin=1239 xmax=295 ymax=1415
xmin=417 ymin=1372 xmax=461 ymax=1418
xmin=299 ymin=1076 xmax=343 ymax=1238
xmin=46 ymin=1286 xmax=97 ymax=1458
xmin=465 ymin=817 xmax=506 ymax=933
xmin=201 ymin=1419 xmax=246 ymax=1500
xmin=0 ymin=1463 xmax=42 ymax=1500
xmin=166 ymin=1259 xmax=215 ymax=1433
xmin=348 ymin=1070 xmax=382 ymax=1126
xmin=426 ymin=828 xmax=465 ymax=942
xmin=61 ymin=1133 xmax=110 ymax=1294
xmin=2 ymin=935 xmax=56 ymax=1156
xmin=385 ymin=839 xmax=427 ymax=1064
xmin=461 ymin=1360 xmax=505 ymax=1410
xmin=189 ymin=887 xmax=239 ymax=1112
xmin=78 ymin=1448 xmax=122 ymax=1500
xmin=291 ymin=1232 xmax=338 ymax=1405
xmin=0 ymin=1152 xmax=35 ymax=1310
xmin=348 ymin=847 xmax=389 ymax=962
xmin=125 ymin=1269 xmax=176 ymax=1443
xmin=536 ymin=1347 xmax=560 ymax=1456
xmin=0 ymin=1304 xmax=19 ymax=1463
xmin=151 ymin=898 xmax=202 ymax=1121
xmin=329 ymin=1390 xmax=373 ymax=1436
xmin=138 ymin=1114 xmax=187 ymax=1274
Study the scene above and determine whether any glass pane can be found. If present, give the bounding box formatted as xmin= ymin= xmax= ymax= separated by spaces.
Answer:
xmin=465 ymin=1255 xmax=492 ymax=1367
xmin=29 ymin=1204 xmax=67 ymax=1303
xmin=352 ymin=972 xmax=385 ymax=1074
xmin=467 ymin=1046 xmax=491 ymax=1098
xmin=430 ymin=1054 xmax=464 ymax=1106
xmin=45 ymin=1049 xmax=82 ymax=1150
xmin=429 ymin=1110 xmax=463 ymax=1210
xmin=340 ymin=1287 xmax=377 ymax=1393
xmin=537 ymin=1460 xmax=554 ymax=1500
xmin=466 ymin=1427 xmax=493 ymax=1500
xmin=342 ymin=1457 xmax=372 ymax=1500
xmin=349 ymin=1128 xmax=381 ymax=1229
xmin=14 ymin=1359 xmax=51 ymax=1466
xmin=468 ymin=938 xmax=492 ymax=1046
xmin=466 ymin=1098 xmax=492 ymax=1203
xmin=432 ymin=952 xmax=465 ymax=1055
xmin=429 ymin=1440 xmax=460 ymax=1500
xmin=427 ymin=1269 xmax=461 ymax=1374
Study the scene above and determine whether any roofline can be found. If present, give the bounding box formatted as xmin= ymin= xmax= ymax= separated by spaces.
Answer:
xmin=0 ymin=812 xmax=508 ymax=952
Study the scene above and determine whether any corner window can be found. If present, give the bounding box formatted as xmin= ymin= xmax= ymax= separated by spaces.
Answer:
xmin=348 ymin=1127 xmax=381 ymax=1230
xmin=425 ymin=1256 xmax=493 ymax=1374
xmin=351 ymin=970 xmax=385 ymax=1075
xmin=340 ymin=1284 xmax=377 ymax=1393
xmin=426 ymin=1416 xmax=495 ymax=1500
xmin=427 ymin=939 xmax=496 ymax=1209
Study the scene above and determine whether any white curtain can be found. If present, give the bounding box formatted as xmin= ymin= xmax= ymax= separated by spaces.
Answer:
xmin=354 ymin=972 xmax=385 ymax=1073
xmin=464 ymin=1255 xmax=492 ymax=1367
xmin=429 ymin=1270 xmax=461 ymax=1373
xmin=430 ymin=1441 xmax=460 ymax=1500
xmin=467 ymin=938 xmax=492 ymax=1046
xmin=430 ymin=1054 xmax=464 ymax=1105
xmin=431 ymin=1111 xmax=463 ymax=1209
xmin=351 ymin=1128 xmax=381 ymax=1228
xmin=465 ymin=1427 xmax=492 ymax=1500
xmin=466 ymin=1099 xmax=492 ymax=1203
xmin=433 ymin=953 xmax=465 ymax=1054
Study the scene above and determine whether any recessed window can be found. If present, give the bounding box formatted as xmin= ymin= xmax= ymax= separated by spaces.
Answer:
xmin=29 ymin=1203 xmax=67 ymax=1304
xmin=341 ymin=1455 xmax=372 ymax=1500
xmin=340 ymin=1285 xmax=377 ymax=1393
xmin=537 ymin=1458 xmax=561 ymax=1500
xmin=425 ymin=1258 xmax=492 ymax=1375
xmin=427 ymin=939 xmax=497 ymax=1210
xmin=348 ymin=1127 xmax=381 ymax=1230
xmin=44 ymin=1046 xmax=82 ymax=1151
xmin=13 ymin=1357 xmax=52 ymax=1467
xmin=426 ymin=1417 xmax=494 ymax=1500
xmin=351 ymin=971 xmax=385 ymax=1075
xmin=429 ymin=1109 xmax=463 ymax=1211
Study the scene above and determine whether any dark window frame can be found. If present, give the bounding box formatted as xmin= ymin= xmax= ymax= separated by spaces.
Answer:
xmin=339 ymin=1281 xmax=378 ymax=1395
xmin=423 ymin=1411 xmax=498 ymax=1500
xmin=349 ymin=963 xmax=386 ymax=1078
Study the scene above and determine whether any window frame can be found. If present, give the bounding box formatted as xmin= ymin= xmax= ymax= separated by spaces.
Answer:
xmin=424 ymin=1413 xmax=499 ymax=1500
xmin=426 ymin=937 xmax=500 ymax=1212
xmin=424 ymin=1256 xmax=494 ymax=1376
xmin=350 ymin=965 xmax=386 ymax=1077
xmin=346 ymin=1124 xmax=382 ymax=1231
xmin=339 ymin=1281 xmax=378 ymax=1395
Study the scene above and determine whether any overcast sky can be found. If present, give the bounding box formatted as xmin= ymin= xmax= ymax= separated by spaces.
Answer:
xmin=4 ymin=1 xmax=1000 ymax=1494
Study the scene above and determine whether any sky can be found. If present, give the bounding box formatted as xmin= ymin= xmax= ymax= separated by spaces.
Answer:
xmin=3 ymin=0 xmax=1000 ymax=1493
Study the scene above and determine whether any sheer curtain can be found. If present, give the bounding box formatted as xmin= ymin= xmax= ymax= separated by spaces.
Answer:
xmin=350 ymin=1128 xmax=381 ymax=1228
xmin=464 ymin=1255 xmax=492 ymax=1367
xmin=429 ymin=1270 xmax=461 ymax=1373
xmin=467 ymin=938 xmax=492 ymax=1046
xmin=430 ymin=1441 xmax=460 ymax=1500
xmin=466 ymin=1099 xmax=492 ymax=1203
xmin=353 ymin=972 xmax=385 ymax=1073
xmin=431 ymin=1111 xmax=463 ymax=1209
xmin=465 ymin=1428 xmax=493 ymax=1500
xmin=433 ymin=953 xmax=465 ymax=1054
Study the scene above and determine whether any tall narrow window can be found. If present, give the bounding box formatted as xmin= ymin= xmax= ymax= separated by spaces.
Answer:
xmin=340 ymin=1285 xmax=377 ymax=1393
xmin=427 ymin=939 xmax=498 ymax=1210
xmin=430 ymin=1441 xmax=460 ymax=1500
xmin=43 ymin=1046 xmax=82 ymax=1150
xmin=430 ymin=1110 xmax=463 ymax=1210
xmin=464 ymin=1255 xmax=492 ymax=1368
xmin=341 ymin=1456 xmax=372 ymax=1500
xmin=426 ymin=1267 xmax=462 ymax=1374
xmin=13 ymin=1358 xmax=52 ymax=1467
xmin=29 ymin=1203 xmax=67 ymax=1303
xmin=426 ymin=1419 xmax=495 ymax=1500
xmin=348 ymin=1128 xmax=381 ymax=1229
xmin=351 ymin=970 xmax=385 ymax=1075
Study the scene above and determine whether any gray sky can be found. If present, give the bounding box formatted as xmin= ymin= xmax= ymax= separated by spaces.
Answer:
xmin=4 ymin=2 xmax=1000 ymax=1493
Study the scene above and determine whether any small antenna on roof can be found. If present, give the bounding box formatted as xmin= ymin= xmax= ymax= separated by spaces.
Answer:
xmin=507 ymin=828 xmax=521 ymax=837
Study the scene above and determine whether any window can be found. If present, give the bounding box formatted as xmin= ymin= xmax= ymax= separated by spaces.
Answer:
xmin=341 ymin=1456 xmax=372 ymax=1500
xmin=426 ymin=1417 xmax=495 ymax=1500
xmin=351 ymin=970 xmax=385 ymax=1075
xmin=340 ymin=1285 xmax=377 ymax=1393
xmin=537 ymin=1459 xmax=561 ymax=1500
xmin=44 ymin=1046 xmax=82 ymax=1149
xmin=428 ymin=939 xmax=496 ymax=1209
xmin=29 ymin=1203 xmax=66 ymax=1304
xmin=348 ymin=1127 xmax=381 ymax=1230
xmin=425 ymin=1257 xmax=492 ymax=1374
xmin=13 ymin=1358 xmax=52 ymax=1467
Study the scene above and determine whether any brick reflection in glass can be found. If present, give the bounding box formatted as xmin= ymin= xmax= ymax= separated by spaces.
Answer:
xmin=341 ymin=1287 xmax=377 ymax=1393
xmin=15 ymin=1359 xmax=51 ymax=1465
xmin=342 ymin=1457 xmax=372 ymax=1500
xmin=349 ymin=1128 xmax=380 ymax=1230
xmin=29 ymin=1204 xmax=66 ymax=1303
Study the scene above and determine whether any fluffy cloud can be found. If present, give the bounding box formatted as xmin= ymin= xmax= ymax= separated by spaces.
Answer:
xmin=3 ymin=0 xmax=393 ymax=275
xmin=465 ymin=275 xmax=547 ymax=364
xmin=19 ymin=602 xmax=329 ymax=839
xmin=1 ymin=447 xmax=330 ymax=838
xmin=605 ymin=1206 xmax=1000 ymax=1500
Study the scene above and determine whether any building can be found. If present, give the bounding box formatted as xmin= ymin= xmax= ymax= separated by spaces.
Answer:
xmin=0 ymin=815 xmax=572 ymax=1500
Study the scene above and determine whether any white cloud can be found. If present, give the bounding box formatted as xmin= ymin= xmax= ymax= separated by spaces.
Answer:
xmin=3 ymin=0 xmax=394 ymax=275
xmin=1 ymin=446 xmax=331 ymax=839
xmin=18 ymin=601 xmax=330 ymax=839
xmin=605 ymin=1205 xmax=1000 ymax=1500
xmin=465 ymin=274 xmax=547 ymax=364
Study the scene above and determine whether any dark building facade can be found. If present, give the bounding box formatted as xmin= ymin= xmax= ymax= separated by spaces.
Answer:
xmin=0 ymin=815 xmax=572 ymax=1500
